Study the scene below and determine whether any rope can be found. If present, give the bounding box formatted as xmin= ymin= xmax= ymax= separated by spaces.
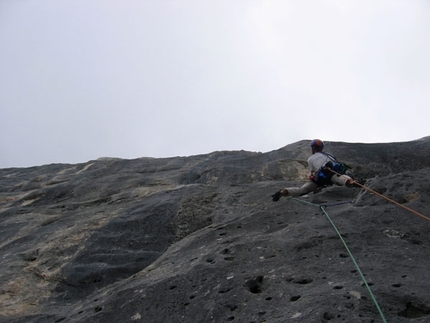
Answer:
xmin=328 ymin=168 xmax=430 ymax=222
xmin=320 ymin=205 xmax=387 ymax=323
xmin=289 ymin=197 xmax=388 ymax=323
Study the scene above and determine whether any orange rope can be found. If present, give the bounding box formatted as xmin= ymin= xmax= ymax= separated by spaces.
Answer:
xmin=327 ymin=168 xmax=430 ymax=222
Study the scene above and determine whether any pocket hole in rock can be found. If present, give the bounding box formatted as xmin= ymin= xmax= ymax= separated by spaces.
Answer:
xmin=245 ymin=276 xmax=264 ymax=294
xmin=290 ymin=295 xmax=301 ymax=302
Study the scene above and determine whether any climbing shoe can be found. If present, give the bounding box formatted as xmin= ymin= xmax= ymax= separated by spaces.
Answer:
xmin=271 ymin=191 xmax=282 ymax=202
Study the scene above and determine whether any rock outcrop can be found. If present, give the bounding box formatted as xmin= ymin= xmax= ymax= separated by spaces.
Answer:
xmin=0 ymin=138 xmax=429 ymax=323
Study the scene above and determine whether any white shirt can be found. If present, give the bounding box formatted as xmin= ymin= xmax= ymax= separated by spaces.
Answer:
xmin=307 ymin=152 xmax=334 ymax=172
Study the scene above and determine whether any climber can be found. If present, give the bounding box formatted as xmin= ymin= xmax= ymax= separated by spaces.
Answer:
xmin=272 ymin=139 xmax=355 ymax=201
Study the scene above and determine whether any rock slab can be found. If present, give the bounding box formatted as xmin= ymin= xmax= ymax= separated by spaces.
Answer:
xmin=0 ymin=138 xmax=430 ymax=322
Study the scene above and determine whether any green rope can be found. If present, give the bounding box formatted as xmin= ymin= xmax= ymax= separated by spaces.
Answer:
xmin=289 ymin=197 xmax=388 ymax=323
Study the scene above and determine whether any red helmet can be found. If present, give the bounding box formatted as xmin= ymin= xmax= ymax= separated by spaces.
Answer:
xmin=310 ymin=139 xmax=324 ymax=149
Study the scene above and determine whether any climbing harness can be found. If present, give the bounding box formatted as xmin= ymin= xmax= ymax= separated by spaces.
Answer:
xmin=289 ymin=197 xmax=388 ymax=323
xmin=327 ymin=168 xmax=430 ymax=222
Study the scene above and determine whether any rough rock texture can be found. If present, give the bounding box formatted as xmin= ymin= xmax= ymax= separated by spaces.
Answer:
xmin=1 ymin=138 xmax=430 ymax=323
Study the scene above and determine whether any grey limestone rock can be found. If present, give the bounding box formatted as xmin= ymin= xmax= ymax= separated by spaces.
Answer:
xmin=0 ymin=138 xmax=430 ymax=322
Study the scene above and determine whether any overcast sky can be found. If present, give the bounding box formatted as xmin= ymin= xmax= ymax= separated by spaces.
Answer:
xmin=1 ymin=1 xmax=430 ymax=168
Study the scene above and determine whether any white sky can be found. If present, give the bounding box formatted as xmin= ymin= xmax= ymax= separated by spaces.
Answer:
xmin=1 ymin=0 xmax=430 ymax=168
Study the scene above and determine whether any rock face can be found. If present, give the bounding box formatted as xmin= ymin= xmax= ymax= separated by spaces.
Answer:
xmin=0 ymin=138 xmax=430 ymax=323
